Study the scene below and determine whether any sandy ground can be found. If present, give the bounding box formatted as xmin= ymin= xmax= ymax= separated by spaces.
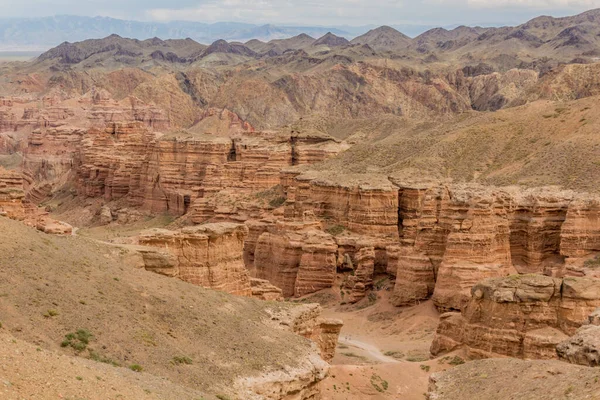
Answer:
xmin=317 ymin=291 xmax=453 ymax=400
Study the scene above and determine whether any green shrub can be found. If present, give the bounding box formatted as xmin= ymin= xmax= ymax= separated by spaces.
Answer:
xmin=269 ymin=196 xmax=286 ymax=208
xmin=370 ymin=374 xmax=389 ymax=392
xmin=172 ymin=356 xmax=193 ymax=365
xmin=325 ymin=225 xmax=346 ymax=236
xmin=61 ymin=329 xmax=93 ymax=352
xmin=448 ymin=356 xmax=465 ymax=365
xmin=129 ymin=364 xmax=143 ymax=372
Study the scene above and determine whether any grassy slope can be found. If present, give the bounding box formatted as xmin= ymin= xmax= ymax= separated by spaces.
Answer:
xmin=309 ymin=96 xmax=600 ymax=193
xmin=0 ymin=216 xmax=315 ymax=398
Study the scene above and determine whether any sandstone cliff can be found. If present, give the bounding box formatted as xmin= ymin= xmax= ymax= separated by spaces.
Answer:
xmin=431 ymin=274 xmax=600 ymax=360
xmin=139 ymin=223 xmax=252 ymax=296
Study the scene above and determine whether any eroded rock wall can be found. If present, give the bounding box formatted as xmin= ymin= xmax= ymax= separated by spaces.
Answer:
xmin=138 ymin=223 xmax=252 ymax=296
xmin=430 ymin=275 xmax=600 ymax=360
xmin=0 ymin=167 xmax=26 ymax=220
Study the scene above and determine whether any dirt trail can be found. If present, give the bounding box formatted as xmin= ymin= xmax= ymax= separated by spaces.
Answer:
xmin=339 ymin=337 xmax=402 ymax=363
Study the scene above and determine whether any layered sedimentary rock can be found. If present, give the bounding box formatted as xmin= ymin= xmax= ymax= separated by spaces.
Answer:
xmin=295 ymin=230 xmax=338 ymax=297
xmin=138 ymin=223 xmax=252 ymax=296
xmin=250 ymin=278 xmax=284 ymax=301
xmin=557 ymin=325 xmax=600 ymax=367
xmin=431 ymin=275 xmax=600 ymax=360
xmin=267 ymin=303 xmax=343 ymax=362
xmin=389 ymin=246 xmax=435 ymax=306
xmin=0 ymin=167 xmax=26 ymax=220
xmin=253 ymin=221 xmax=338 ymax=298
xmin=342 ymin=246 xmax=375 ymax=303
xmin=561 ymin=198 xmax=600 ymax=259
xmin=283 ymin=173 xmax=399 ymax=237
xmin=77 ymin=122 xmax=152 ymax=200
xmin=432 ymin=195 xmax=516 ymax=311
xmin=508 ymin=192 xmax=571 ymax=274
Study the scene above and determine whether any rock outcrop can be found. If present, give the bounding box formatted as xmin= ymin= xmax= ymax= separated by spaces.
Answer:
xmin=253 ymin=221 xmax=338 ymax=298
xmin=342 ymin=246 xmax=375 ymax=303
xmin=138 ymin=223 xmax=252 ymax=296
xmin=0 ymin=167 xmax=26 ymax=220
xmin=250 ymin=278 xmax=284 ymax=301
xmin=266 ymin=303 xmax=343 ymax=362
xmin=432 ymin=195 xmax=516 ymax=311
xmin=430 ymin=275 xmax=600 ymax=360
xmin=557 ymin=325 xmax=600 ymax=367
xmin=283 ymin=173 xmax=399 ymax=237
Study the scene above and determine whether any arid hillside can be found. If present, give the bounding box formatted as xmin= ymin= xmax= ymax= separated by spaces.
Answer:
xmin=2 ymin=8 xmax=600 ymax=400
xmin=0 ymin=216 xmax=327 ymax=400
xmin=307 ymin=94 xmax=600 ymax=192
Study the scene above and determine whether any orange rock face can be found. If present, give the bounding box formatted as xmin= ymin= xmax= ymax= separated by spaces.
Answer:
xmin=267 ymin=303 xmax=343 ymax=362
xmin=432 ymin=196 xmax=516 ymax=312
xmin=0 ymin=167 xmax=26 ymax=220
xmin=431 ymin=275 xmax=600 ymax=360
xmin=284 ymin=174 xmax=399 ymax=237
xmin=253 ymin=221 xmax=338 ymax=298
xmin=138 ymin=223 xmax=252 ymax=296
xmin=560 ymin=198 xmax=600 ymax=259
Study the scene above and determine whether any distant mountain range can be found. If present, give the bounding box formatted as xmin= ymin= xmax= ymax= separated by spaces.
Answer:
xmin=0 ymin=15 xmax=441 ymax=51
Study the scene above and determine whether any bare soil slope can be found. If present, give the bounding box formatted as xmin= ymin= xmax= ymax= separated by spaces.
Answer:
xmin=309 ymin=95 xmax=600 ymax=192
xmin=0 ymin=216 xmax=320 ymax=399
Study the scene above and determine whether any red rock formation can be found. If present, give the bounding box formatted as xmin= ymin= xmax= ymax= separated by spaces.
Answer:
xmin=432 ymin=194 xmax=516 ymax=311
xmin=193 ymin=107 xmax=255 ymax=135
xmin=267 ymin=303 xmax=343 ymax=362
xmin=284 ymin=173 xmax=399 ymax=237
xmin=253 ymin=220 xmax=338 ymax=298
xmin=0 ymin=167 xmax=25 ymax=220
xmin=138 ymin=223 xmax=252 ymax=296
xmin=77 ymin=121 xmax=152 ymax=200
xmin=389 ymin=246 xmax=435 ymax=306
xmin=507 ymin=191 xmax=571 ymax=274
xmin=431 ymin=275 xmax=600 ymax=360
xmin=295 ymin=230 xmax=338 ymax=297
xmin=250 ymin=278 xmax=284 ymax=301
xmin=342 ymin=246 xmax=375 ymax=303
xmin=561 ymin=198 xmax=600 ymax=259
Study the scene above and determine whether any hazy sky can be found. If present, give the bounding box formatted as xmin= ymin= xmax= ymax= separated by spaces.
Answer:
xmin=0 ymin=0 xmax=599 ymax=26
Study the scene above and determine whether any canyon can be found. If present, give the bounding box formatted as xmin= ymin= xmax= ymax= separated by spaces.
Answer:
xmin=2 ymin=8 xmax=600 ymax=400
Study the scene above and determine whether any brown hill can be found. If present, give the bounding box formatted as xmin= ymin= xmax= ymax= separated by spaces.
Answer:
xmin=350 ymin=26 xmax=411 ymax=51
xmin=312 ymin=32 xmax=350 ymax=47
xmin=0 ymin=216 xmax=325 ymax=399
xmin=306 ymin=94 xmax=600 ymax=192
xmin=37 ymin=34 xmax=207 ymax=67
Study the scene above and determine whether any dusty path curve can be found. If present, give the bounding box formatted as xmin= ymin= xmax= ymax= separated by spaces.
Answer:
xmin=340 ymin=337 xmax=402 ymax=363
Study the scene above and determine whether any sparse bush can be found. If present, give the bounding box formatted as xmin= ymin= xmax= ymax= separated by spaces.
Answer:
xmin=384 ymin=350 xmax=404 ymax=360
xmin=61 ymin=329 xmax=93 ymax=352
xmin=129 ymin=364 xmax=143 ymax=372
xmin=172 ymin=356 xmax=193 ymax=365
xmin=420 ymin=365 xmax=431 ymax=372
xmin=216 ymin=395 xmax=231 ymax=400
xmin=370 ymin=374 xmax=389 ymax=392
xmin=269 ymin=196 xmax=286 ymax=208
xmin=584 ymin=255 xmax=600 ymax=268
xmin=448 ymin=356 xmax=465 ymax=365
xmin=325 ymin=225 xmax=346 ymax=236
xmin=44 ymin=309 xmax=59 ymax=318
xmin=88 ymin=350 xmax=120 ymax=367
